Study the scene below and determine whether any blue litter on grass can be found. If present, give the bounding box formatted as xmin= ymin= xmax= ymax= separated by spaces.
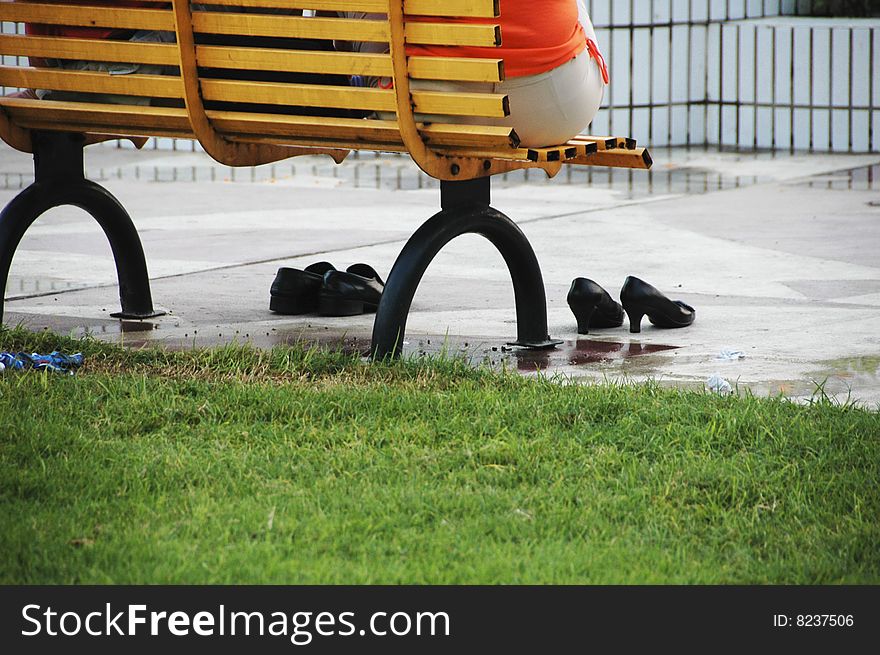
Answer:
xmin=0 ymin=351 xmax=84 ymax=374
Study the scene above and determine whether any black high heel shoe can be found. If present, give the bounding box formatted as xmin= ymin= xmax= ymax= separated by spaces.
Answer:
xmin=619 ymin=276 xmax=695 ymax=334
xmin=567 ymin=278 xmax=624 ymax=334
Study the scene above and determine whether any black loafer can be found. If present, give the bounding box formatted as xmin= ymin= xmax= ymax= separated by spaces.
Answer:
xmin=567 ymin=278 xmax=624 ymax=334
xmin=318 ymin=264 xmax=385 ymax=316
xmin=269 ymin=261 xmax=335 ymax=314
xmin=620 ymin=276 xmax=695 ymax=333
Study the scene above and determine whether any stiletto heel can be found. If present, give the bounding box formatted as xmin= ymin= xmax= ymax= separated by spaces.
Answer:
xmin=620 ymin=276 xmax=695 ymax=332
xmin=624 ymin=307 xmax=645 ymax=333
xmin=574 ymin=305 xmax=597 ymax=334
xmin=567 ymin=278 xmax=624 ymax=335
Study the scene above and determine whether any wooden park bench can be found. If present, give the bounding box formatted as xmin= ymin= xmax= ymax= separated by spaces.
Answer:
xmin=0 ymin=0 xmax=652 ymax=358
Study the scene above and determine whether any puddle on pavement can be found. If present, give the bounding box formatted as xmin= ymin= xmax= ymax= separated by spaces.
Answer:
xmin=6 ymin=276 xmax=84 ymax=297
xmin=5 ymin=313 xmax=681 ymax=376
xmin=828 ymin=355 xmax=880 ymax=376
xmin=119 ymin=320 xmax=158 ymax=333
xmin=121 ymin=329 xmax=680 ymax=375
xmin=509 ymin=339 xmax=679 ymax=372
xmin=2 ymin=150 xmax=768 ymax=201
xmin=793 ymin=163 xmax=880 ymax=192
xmin=813 ymin=355 xmax=880 ymax=388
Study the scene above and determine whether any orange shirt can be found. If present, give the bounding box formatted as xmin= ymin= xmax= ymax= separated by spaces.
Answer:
xmin=407 ymin=0 xmax=586 ymax=78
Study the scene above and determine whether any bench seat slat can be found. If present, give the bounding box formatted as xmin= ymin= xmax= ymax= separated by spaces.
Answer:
xmin=436 ymin=143 xmax=652 ymax=170
xmin=199 ymin=80 xmax=508 ymax=117
xmin=0 ymin=97 xmax=518 ymax=150
xmin=0 ymin=2 xmax=173 ymax=32
xmin=0 ymin=37 xmax=502 ymax=84
xmin=124 ymin=0 xmax=501 ymax=18
xmin=0 ymin=97 xmax=192 ymax=132
xmin=405 ymin=23 xmax=500 ymax=48
xmin=191 ymin=13 xmax=501 ymax=49
xmin=175 ymin=0 xmax=389 ymax=12
xmin=571 ymin=135 xmax=638 ymax=150
xmin=14 ymin=119 xmax=192 ymax=140
xmin=568 ymin=148 xmax=652 ymax=169
xmin=192 ymin=13 xmax=388 ymax=43
xmin=196 ymin=48 xmax=503 ymax=83
xmin=0 ymin=70 xmax=507 ymax=120
xmin=0 ymin=66 xmax=183 ymax=100
xmin=0 ymin=7 xmax=501 ymax=47
xmin=197 ymin=47 xmax=393 ymax=77
xmin=406 ymin=0 xmax=499 ymax=17
xmin=212 ymin=114 xmax=518 ymax=149
xmin=0 ymin=34 xmax=178 ymax=67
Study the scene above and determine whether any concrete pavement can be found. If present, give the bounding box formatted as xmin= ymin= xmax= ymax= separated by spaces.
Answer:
xmin=2 ymin=144 xmax=878 ymax=407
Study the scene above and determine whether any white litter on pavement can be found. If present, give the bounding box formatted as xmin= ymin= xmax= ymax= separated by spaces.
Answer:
xmin=716 ymin=348 xmax=747 ymax=361
xmin=706 ymin=373 xmax=733 ymax=395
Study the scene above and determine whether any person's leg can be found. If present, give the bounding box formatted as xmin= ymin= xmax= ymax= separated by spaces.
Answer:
xmin=38 ymin=30 xmax=176 ymax=106
xmin=497 ymin=48 xmax=605 ymax=147
xmin=406 ymin=49 xmax=604 ymax=148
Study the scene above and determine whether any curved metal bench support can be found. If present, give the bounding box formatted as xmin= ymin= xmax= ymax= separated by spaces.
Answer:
xmin=371 ymin=177 xmax=561 ymax=359
xmin=0 ymin=132 xmax=163 ymax=324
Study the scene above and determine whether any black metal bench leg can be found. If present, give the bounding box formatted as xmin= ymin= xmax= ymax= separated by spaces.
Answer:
xmin=371 ymin=177 xmax=561 ymax=359
xmin=0 ymin=132 xmax=163 ymax=325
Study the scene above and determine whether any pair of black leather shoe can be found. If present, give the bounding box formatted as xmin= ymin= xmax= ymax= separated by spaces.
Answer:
xmin=270 ymin=262 xmax=384 ymax=316
xmin=567 ymin=276 xmax=695 ymax=334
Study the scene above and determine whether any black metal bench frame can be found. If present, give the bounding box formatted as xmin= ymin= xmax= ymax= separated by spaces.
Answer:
xmin=0 ymin=131 xmax=561 ymax=358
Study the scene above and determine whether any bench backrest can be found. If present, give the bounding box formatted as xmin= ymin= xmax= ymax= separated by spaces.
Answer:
xmin=0 ymin=1 xmax=649 ymax=179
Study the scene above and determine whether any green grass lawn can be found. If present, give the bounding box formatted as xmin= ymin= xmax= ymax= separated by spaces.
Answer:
xmin=1 ymin=326 xmax=877 ymax=584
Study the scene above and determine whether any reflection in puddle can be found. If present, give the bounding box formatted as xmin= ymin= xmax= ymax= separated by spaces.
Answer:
xmin=7 ymin=277 xmax=81 ymax=296
xmin=1 ymin=150 xmax=772 ymax=201
xmin=5 ymin=312 xmax=681 ymax=378
xmin=514 ymin=339 xmax=679 ymax=372
xmin=795 ymin=164 xmax=879 ymax=192
xmin=119 ymin=321 xmax=158 ymax=333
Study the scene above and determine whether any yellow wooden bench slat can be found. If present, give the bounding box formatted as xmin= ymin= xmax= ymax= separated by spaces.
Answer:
xmin=212 ymin=114 xmax=518 ymax=149
xmin=192 ymin=12 xmax=502 ymax=49
xmin=0 ymin=34 xmax=178 ymax=66
xmin=0 ymin=36 xmax=503 ymax=84
xmin=1 ymin=6 xmax=501 ymax=49
xmin=406 ymin=0 xmax=499 ymax=17
xmin=0 ymin=97 xmax=193 ymax=132
xmin=567 ymin=147 xmax=653 ymax=169
xmin=409 ymin=56 xmax=504 ymax=83
xmin=0 ymin=2 xmax=173 ymax=32
xmin=198 ymin=80 xmax=508 ymax=118
xmin=129 ymin=0 xmax=500 ymax=18
xmin=0 ymin=66 xmax=183 ymax=100
xmin=196 ymin=46 xmax=393 ymax=76
xmin=0 ymin=97 xmax=518 ymax=150
xmin=192 ymin=13 xmax=387 ymax=42
xmin=196 ymin=48 xmax=504 ymax=83
xmin=527 ymin=143 xmax=592 ymax=163
xmin=435 ymin=144 xmax=650 ymax=170
xmin=405 ymin=23 xmax=500 ymax=48
xmin=410 ymin=89 xmax=509 ymax=118
xmin=569 ymin=135 xmax=618 ymax=151
xmin=571 ymin=135 xmax=638 ymax=150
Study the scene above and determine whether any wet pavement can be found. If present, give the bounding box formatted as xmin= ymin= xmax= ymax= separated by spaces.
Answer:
xmin=2 ymin=144 xmax=879 ymax=407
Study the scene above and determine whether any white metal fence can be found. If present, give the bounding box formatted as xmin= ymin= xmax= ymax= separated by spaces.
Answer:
xmin=585 ymin=0 xmax=878 ymax=152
